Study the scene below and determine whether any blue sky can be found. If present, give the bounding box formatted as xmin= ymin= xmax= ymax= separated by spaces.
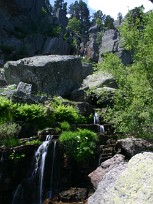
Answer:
xmin=50 ymin=0 xmax=153 ymax=19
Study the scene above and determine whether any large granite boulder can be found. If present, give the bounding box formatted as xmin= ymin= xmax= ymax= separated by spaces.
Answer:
xmin=4 ymin=55 xmax=84 ymax=96
xmin=88 ymin=163 xmax=127 ymax=204
xmin=70 ymin=71 xmax=117 ymax=105
xmin=88 ymin=152 xmax=153 ymax=204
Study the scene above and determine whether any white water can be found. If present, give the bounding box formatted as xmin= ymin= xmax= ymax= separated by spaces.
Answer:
xmin=94 ymin=112 xmax=100 ymax=124
xmin=99 ymin=125 xmax=105 ymax=133
xmin=34 ymin=135 xmax=53 ymax=204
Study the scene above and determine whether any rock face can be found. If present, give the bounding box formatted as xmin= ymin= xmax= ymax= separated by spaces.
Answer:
xmin=0 ymin=0 xmax=70 ymax=62
xmin=4 ymin=55 xmax=84 ymax=96
xmin=86 ymin=24 xmax=100 ymax=63
xmin=88 ymin=152 xmax=153 ymax=204
xmin=99 ymin=29 xmax=132 ymax=65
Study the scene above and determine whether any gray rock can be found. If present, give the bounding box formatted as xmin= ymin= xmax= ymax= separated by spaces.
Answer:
xmin=99 ymin=29 xmax=132 ymax=65
xmin=4 ymin=55 xmax=83 ymax=97
xmin=116 ymin=137 xmax=153 ymax=159
xmin=69 ymin=71 xmax=117 ymax=103
xmin=24 ymin=34 xmax=45 ymax=57
xmin=17 ymin=82 xmax=32 ymax=95
xmin=42 ymin=37 xmax=70 ymax=55
xmin=88 ymin=152 xmax=153 ymax=204
xmin=82 ymin=71 xmax=117 ymax=89
xmin=99 ymin=29 xmax=119 ymax=58
xmin=88 ymin=154 xmax=126 ymax=188
xmin=86 ymin=35 xmax=99 ymax=63
xmin=55 ymin=8 xmax=68 ymax=27
xmin=81 ymin=63 xmax=93 ymax=79
xmin=88 ymin=24 xmax=99 ymax=35
xmin=88 ymin=163 xmax=127 ymax=204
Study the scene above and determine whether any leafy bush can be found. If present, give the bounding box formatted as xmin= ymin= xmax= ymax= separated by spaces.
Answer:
xmin=0 ymin=97 xmax=14 ymax=123
xmin=59 ymin=129 xmax=98 ymax=162
xmin=54 ymin=105 xmax=79 ymax=123
xmin=0 ymin=122 xmax=21 ymax=147
xmin=25 ymin=139 xmax=42 ymax=146
xmin=13 ymin=103 xmax=53 ymax=129
xmin=60 ymin=121 xmax=71 ymax=131
xmin=9 ymin=151 xmax=25 ymax=160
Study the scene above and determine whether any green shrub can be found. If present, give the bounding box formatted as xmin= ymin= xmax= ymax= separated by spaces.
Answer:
xmin=9 ymin=151 xmax=25 ymax=160
xmin=13 ymin=103 xmax=52 ymax=129
xmin=0 ymin=97 xmax=14 ymax=123
xmin=60 ymin=121 xmax=70 ymax=131
xmin=55 ymin=105 xmax=79 ymax=123
xmin=3 ymin=137 xmax=20 ymax=148
xmin=59 ymin=129 xmax=98 ymax=162
xmin=25 ymin=139 xmax=42 ymax=146
xmin=0 ymin=122 xmax=21 ymax=147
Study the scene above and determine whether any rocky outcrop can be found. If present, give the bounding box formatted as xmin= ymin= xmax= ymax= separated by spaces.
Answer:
xmin=0 ymin=0 xmax=70 ymax=62
xmin=86 ymin=24 xmax=100 ymax=63
xmin=4 ymin=55 xmax=88 ymax=97
xmin=99 ymin=29 xmax=133 ymax=65
xmin=42 ymin=37 xmax=70 ymax=55
xmin=70 ymin=71 xmax=117 ymax=105
xmin=88 ymin=152 xmax=153 ymax=204
xmin=116 ymin=137 xmax=153 ymax=159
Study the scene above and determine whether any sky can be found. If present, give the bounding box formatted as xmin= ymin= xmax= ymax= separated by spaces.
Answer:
xmin=50 ymin=0 xmax=153 ymax=19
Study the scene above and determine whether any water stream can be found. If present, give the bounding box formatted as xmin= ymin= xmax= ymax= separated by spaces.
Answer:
xmin=12 ymin=135 xmax=59 ymax=204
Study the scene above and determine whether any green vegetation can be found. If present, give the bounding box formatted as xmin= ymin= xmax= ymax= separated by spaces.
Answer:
xmin=59 ymin=129 xmax=98 ymax=162
xmin=54 ymin=104 xmax=79 ymax=123
xmin=67 ymin=17 xmax=81 ymax=35
xmin=95 ymin=9 xmax=153 ymax=138
xmin=0 ymin=122 xmax=21 ymax=147
xmin=25 ymin=139 xmax=42 ymax=146
xmin=0 ymin=97 xmax=14 ymax=123
xmin=60 ymin=121 xmax=71 ymax=131
xmin=9 ymin=151 xmax=25 ymax=160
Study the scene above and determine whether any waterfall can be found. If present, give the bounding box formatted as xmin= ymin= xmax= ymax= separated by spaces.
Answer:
xmin=12 ymin=134 xmax=61 ymax=204
xmin=99 ymin=125 xmax=105 ymax=133
xmin=34 ymin=135 xmax=53 ymax=204
xmin=94 ymin=112 xmax=100 ymax=124
xmin=94 ymin=112 xmax=105 ymax=133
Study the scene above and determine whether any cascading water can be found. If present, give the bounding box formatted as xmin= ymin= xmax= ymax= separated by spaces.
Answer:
xmin=34 ymin=135 xmax=52 ymax=204
xmin=94 ymin=112 xmax=105 ymax=133
xmin=94 ymin=112 xmax=100 ymax=124
xmin=12 ymin=134 xmax=61 ymax=204
xmin=99 ymin=125 xmax=105 ymax=133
